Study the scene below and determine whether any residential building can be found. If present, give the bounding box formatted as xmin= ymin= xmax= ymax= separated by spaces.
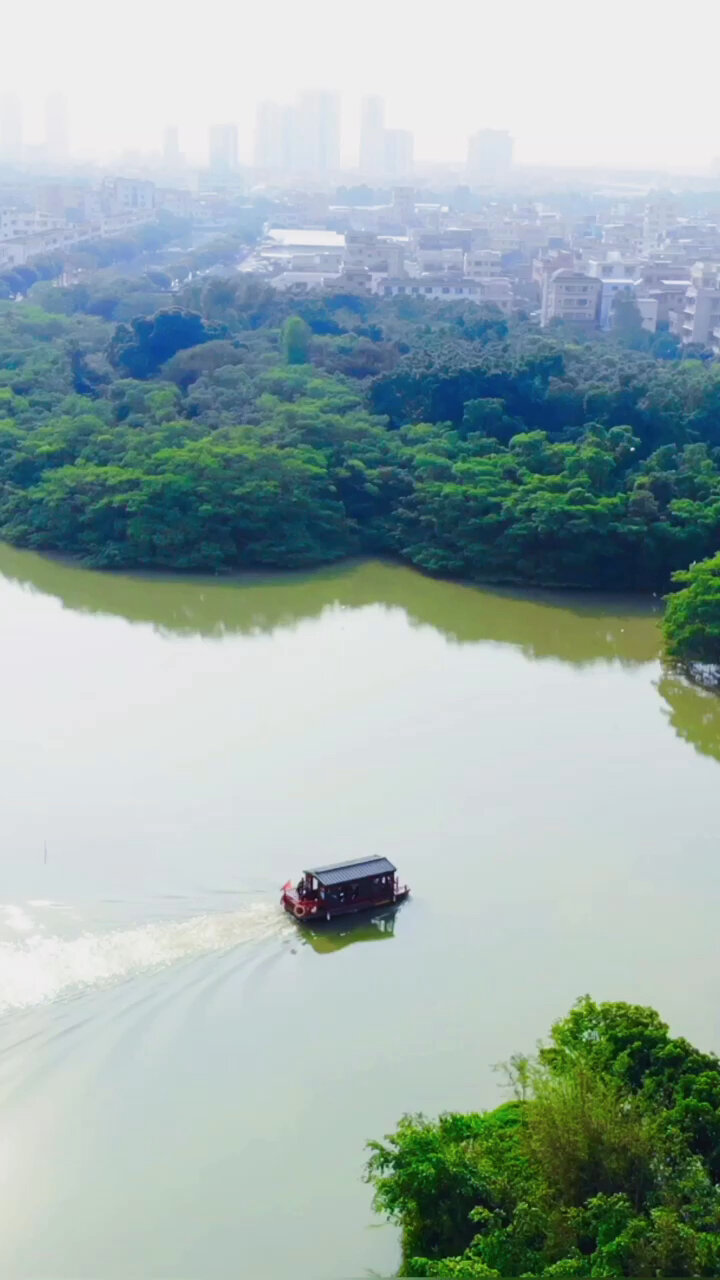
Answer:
xmin=0 ymin=94 xmax=22 ymax=162
xmin=416 ymin=244 xmax=464 ymax=273
xmin=635 ymin=296 xmax=659 ymax=332
xmin=0 ymin=208 xmax=63 ymax=241
xmin=344 ymin=231 xmax=405 ymax=274
xmin=586 ymin=254 xmax=641 ymax=281
xmin=467 ymin=130 xmax=513 ymax=182
xmin=541 ymin=269 xmax=600 ymax=327
xmin=375 ymin=275 xmax=511 ymax=309
xmin=359 ymin=96 xmax=385 ymax=174
xmin=209 ymin=124 xmax=238 ymax=174
xmin=477 ymin=278 xmax=513 ymax=314
xmin=671 ymin=263 xmax=720 ymax=347
xmin=639 ymin=261 xmax=693 ymax=288
xmin=637 ymin=279 xmax=691 ymax=327
xmin=102 ymin=177 xmax=156 ymax=213
xmin=155 ymin=188 xmax=194 ymax=218
xmin=270 ymin=270 xmax=341 ymax=292
xmin=45 ymin=91 xmax=69 ymax=162
xmin=392 ymin=187 xmax=415 ymax=225
xmin=464 ymin=249 xmax=504 ymax=279
xmin=642 ymin=198 xmax=674 ymax=254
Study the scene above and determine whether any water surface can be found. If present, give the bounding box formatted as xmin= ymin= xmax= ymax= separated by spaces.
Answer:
xmin=0 ymin=546 xmax=719 ymax=1279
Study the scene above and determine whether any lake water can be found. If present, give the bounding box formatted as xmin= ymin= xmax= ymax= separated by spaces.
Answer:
xmin=1 ymin=545 xmax=719 ymax=1279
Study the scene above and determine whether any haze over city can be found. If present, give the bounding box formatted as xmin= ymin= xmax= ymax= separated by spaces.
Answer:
xmin=4 ymin=0 xmax=720 ymax=172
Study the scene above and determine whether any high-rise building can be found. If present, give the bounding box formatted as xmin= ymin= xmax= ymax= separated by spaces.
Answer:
xmin=359 ymin=95 xmax=385 ymax=174
xmin=384 ymin=128 xmax=414 ymax=178
xmin=295 ymin=92 xmax=340 ymax=174
xmin=467 ymin=129 xmax=513 ymax=181
xmin=209 ymin=124 xmax=238 ymax=174
xmin=163 ymin=125 xmax=181 ymax=165
xmin=254 ymin=101 xmax=296 ymax=171
xmin=642 ymin=197 xmax=673 ymax=253
xmin=45 ymin=91 xmax=69 ymax=162
xmin=0 ymin=94 xmax=23 ymax=162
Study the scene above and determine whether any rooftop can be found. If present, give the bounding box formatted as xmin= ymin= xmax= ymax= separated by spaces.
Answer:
xmin=304 ymin=855 xmax=397 ymax=887
xmin=265 ymin=228 xmax=346 ymax=248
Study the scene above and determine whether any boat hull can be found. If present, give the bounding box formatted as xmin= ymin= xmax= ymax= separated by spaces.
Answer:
xmin=282 ymin=886 xmax=409 ymax=924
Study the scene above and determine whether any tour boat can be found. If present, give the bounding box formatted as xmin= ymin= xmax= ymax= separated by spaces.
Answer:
xmin=282 ymin=856 xmax=409 ymax=923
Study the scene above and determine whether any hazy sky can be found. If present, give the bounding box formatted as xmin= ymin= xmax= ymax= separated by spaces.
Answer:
xmin=6 ymin=0 xmax=720 ymax=170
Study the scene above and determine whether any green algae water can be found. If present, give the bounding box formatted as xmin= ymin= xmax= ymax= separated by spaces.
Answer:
xmin=0 ymin=545 xmax=718 ymax=1279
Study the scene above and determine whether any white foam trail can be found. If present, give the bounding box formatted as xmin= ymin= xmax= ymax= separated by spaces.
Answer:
xmin=0 ymin=903 xmax=283 ymax=1013
xmin=0 ymin=905 xmax=35 ymax=934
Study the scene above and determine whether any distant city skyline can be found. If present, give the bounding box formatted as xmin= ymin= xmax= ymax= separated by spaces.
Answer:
xmin=1 ymin=0 xmax=719 ymax=173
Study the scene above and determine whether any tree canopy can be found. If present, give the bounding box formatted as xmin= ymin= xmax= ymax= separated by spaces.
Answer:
xmin=1 ymin=286 xmax=720 ymax=600
xmin=366 ymin=997 xmax=720 ymax=1277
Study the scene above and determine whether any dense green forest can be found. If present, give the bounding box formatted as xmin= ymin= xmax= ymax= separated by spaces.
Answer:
xmin=1 ymin=274 xmax=720 ymax=595
xmin=367 ymin=997 xmax=720 ymax=1278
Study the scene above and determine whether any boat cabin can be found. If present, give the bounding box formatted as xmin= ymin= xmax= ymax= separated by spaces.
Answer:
xmin=282 ymin=855 xmax=408 ymax=922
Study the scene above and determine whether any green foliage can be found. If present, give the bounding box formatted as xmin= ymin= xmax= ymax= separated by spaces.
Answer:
xmin=2 ymin=288 xmax=720 ymax=592
xmin=108 ymin=309 xmax=223 ymax=379
xmin=663 ymin=553 xmax=720 ymax=678
xmin=366 ymin=998 xmax=720 ymax=1278
xmin=282 ymin=314 xmax=312 ymax=365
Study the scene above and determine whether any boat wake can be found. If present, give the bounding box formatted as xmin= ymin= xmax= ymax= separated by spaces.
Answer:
xmin=0 ymin=901 xmax=286 ymax=1014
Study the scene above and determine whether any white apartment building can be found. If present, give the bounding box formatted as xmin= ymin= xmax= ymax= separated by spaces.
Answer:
xmin=344 ymin=232 xmax=405 ymax=274
xmin=541 ymin=269 xmax=600 ymax=327
xmin=0 ymin=208 xmax=63 ymax=241
xmin=671 ymin=264 xmax=720 ymax=348
xmin=375 ymin=275 xmax=512 ymax=312
xmin=464 ymin=249 xmax=503 ymax=279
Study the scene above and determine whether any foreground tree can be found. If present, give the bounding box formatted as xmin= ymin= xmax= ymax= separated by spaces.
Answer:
xmin=664 ymin=552 xmax=720 ymax=686
xmin=366 ymin=997 xmax=720 ymax=1278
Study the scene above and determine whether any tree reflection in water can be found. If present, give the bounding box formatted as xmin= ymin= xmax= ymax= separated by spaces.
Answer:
xmin=658 ymin=671 xmax=720 ymax=765
xmin=300 ymin=905 xmax=401 ymax=955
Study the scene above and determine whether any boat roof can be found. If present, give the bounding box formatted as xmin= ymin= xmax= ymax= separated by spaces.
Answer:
xmin=304 ymin=855 xmax=397 ymax=887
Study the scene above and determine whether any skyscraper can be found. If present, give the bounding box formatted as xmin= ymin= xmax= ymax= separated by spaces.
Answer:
xmin=254 ymin=101 xmax=295 ymax=171
xmin=467 ymin=130 xmax=513 ymax=181
xmin=45 ymin=91 xmax=69 ymax=162
xmin=295 ymin=92 xmax=340 ymax=174
xmin=359 ymin=95 xmax=385 ymax=174
xmin=209 ymin=124 xmax=238 ymax=174
xmin=0 ymin=94 xmax=23 ymax=162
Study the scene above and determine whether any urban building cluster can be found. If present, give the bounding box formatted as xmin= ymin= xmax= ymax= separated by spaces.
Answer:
xmin=534 ymin=197 xmax=720 ymax=351
xmin=3 ymin=85 xmax=720 ymax=356
xmin=239 ymin=191 xmax=720 ymax=353
xmin=0 ymin=177 xmax=164 ymax=268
